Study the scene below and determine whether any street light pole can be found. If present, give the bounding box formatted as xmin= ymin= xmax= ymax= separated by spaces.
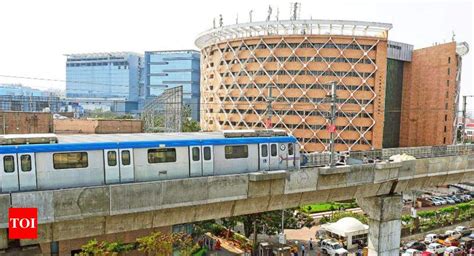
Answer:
xmin=329 ymin=82 xmax=337 ymax=167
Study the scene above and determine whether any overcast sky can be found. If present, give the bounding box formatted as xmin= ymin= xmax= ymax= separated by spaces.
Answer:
xmin=0 ymin=0 xmax=472 ymax=98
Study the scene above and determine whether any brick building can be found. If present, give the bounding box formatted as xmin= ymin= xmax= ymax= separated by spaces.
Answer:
xmin=196 ymin=20 xmax=392 ymax=152
xmin=399 ymin=42 xmax=468 ymax=147
xmin=196 ymin=18 xmax=469 ymax=152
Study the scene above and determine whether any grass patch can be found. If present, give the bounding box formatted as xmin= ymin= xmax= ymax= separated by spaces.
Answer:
xmin=301 ymin=201 xmax=358 ymax=214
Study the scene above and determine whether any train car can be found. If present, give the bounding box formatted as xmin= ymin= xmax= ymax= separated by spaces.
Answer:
xmin=0 ymin=130 xmax=299 ymax=193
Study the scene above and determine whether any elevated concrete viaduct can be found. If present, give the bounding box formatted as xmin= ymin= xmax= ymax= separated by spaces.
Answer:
xmin=1 ymin=154 xmax=473 ymax=255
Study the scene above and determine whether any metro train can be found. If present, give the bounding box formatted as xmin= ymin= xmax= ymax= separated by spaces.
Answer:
xmin=0 ymin=130 xmax=299 ymax=193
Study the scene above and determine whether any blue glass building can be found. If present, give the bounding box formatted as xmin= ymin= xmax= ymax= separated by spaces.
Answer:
xmin=144 ymin=50 xmax=200 ymax=120
xmin=0 ymin=83 xmax=49 ymax=97
xmin=66 ymin=52 xmax=143 ymax=113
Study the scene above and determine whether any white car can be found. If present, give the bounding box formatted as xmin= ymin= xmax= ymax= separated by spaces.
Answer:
xmin=455 ymin=225 xmax=471 ymax=235
xmin=445 ymin=230 xmax=462 ymax=239
xmin=425 ymin=234 xmax=439 ymax=244
xmin=429 ymin=198 xmax=442 ymax=206
xmin=444 ymin=246 xmax=463 ymax=255
xmin=444 ymin=197 xmax=456 ymax=204
xmin=427 ymin=243 xmax=446 ymax=254
xmin=402 ymin=249 xmax=422 ymax=256
xmin=320 ymin=239 xmax=348 ymax=256
xmin=433 ymin=197 xmax=448 ymax=205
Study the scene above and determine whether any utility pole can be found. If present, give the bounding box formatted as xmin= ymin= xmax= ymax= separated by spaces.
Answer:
xmin=266 ymin=84 xmax=274 ymax=128
xmin=328 ymin=82 xmax=337 ymax=167
xmin=461 ymin=95 xmax=474 ymax=143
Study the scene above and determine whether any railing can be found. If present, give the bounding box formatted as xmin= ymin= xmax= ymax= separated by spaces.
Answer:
xmin=302 ymin=144 xmax=474 ymax=166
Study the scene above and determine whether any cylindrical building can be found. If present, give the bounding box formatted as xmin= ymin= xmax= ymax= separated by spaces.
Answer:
xmin=196 ymin=20 xmax=392 ymax=152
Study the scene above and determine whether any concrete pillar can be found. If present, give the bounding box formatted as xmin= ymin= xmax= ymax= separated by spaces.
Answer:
xmin=0 ymin=229 xmax=7 ymax=250
xmin=357 ymin=194 xmax=403 ymax=256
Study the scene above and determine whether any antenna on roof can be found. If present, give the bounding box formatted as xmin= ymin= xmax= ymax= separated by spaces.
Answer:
xmin=452 ymin=31 xmax=456 ymax=42
xmin=236 ymin=13 xmax=239 ymax=24
xmin=213 ymin=18 xmax=216 ymax=29
xmin=267 ymin=5 xmax=273 ymax=21
xmin=290 ymin=2 xmax=301 ymax=21
xmin=249 ymin=10 xmax=253 ymax=22
xmin=219 ymin=14 xmax=223 ymax=27
xmin=276 ymin=7 xmax=279 ymax=21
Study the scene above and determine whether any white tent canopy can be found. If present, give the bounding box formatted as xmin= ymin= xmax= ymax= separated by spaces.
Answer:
xmin=321 ymin=217 xmax=369 ymax=237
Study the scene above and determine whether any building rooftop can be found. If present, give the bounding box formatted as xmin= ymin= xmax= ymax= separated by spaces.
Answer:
xmin=195 ymin=19 xmax=393 ymax=48
xmin=65 ymin=52 xmax=143 ymax=60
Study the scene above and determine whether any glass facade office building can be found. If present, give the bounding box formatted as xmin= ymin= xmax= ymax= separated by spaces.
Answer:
xmin=144 ymin=50 xmax=200 ymax=120
xmin=66 ymin=52 xmax=143 ymax=102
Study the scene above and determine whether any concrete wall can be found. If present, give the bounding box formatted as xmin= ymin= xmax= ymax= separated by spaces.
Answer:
xmin=0 ymin=154 xmax=473 ymax=248
xmin=0 ymin=112 xmax=53 ymax=134
xmin=54 ymin=119 xmax=143 ymax=134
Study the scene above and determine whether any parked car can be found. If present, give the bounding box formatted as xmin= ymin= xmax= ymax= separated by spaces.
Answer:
xmin=428 ymin=198 xmax=442 ymax=206
xmin=450 ymin=195 xmax=462 ymax=203
xmin=438 ymin=237 xmax=460 ymax=247
xmin=320 ymin=239 xmax=348 ymax=256
xmin=425 ymin=234 xmax=440 ymax=244
xmin=444 ymin=246 xmax=464 ymax=255
xmin=404 ymin=241 xmax=427 ymax=251
xmin=433 ymin=197 xmax=448 ymax=205
xmin=426 ymin=243 xmax=446 ymax=254
xmin=455 ymin=226 xmax=471 ymax=236
xmin=444 ymin=197 xmax=456 ymax=204
xmin=445 ymin=230 xmax=462 ymax=240
xmin=402 ymin=248 xmax=422 ymax=256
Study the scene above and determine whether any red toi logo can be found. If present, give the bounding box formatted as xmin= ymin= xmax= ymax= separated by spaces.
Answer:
xmin=8 ymin=208 xmax=38 ymax=239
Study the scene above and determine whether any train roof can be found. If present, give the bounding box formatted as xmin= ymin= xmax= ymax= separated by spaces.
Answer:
xmin=0 ymin=130 xmax=296 ymax=154
xmin=56 ymin=132 xmax=225 ymax=144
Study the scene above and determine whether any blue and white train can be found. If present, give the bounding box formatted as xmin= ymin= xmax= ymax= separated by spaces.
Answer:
xmin=0 ymin=130 xmax=299 ymax=193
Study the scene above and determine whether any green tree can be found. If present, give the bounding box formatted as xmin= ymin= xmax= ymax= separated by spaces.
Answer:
xmin=137 ymin=232 xmax=197 ymax=256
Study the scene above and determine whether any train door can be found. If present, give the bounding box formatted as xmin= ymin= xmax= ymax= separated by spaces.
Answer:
xmin=189 ymin=146 xmax=202 ymax=177
xmin=0 ymin=154 xmax=19 ymax=192
xmin=104 ymin=149 xmax=120 ymax=184
xmin=287 ymin=143 xmax=295 ymax=169
xmin=202 ymin=145 xmax=214 ymax=176
xmin=278 ymin=143 xmax=289 ymax=169
xmin=259 ymin=143 xmax=270 ymax=171
xmin=18 ymin=153 xmax=37 ymax=191
xmin=269 ymin=143 xmax=279 ymax=170
xmin=119 ymin=149 xmax=134 ymax=182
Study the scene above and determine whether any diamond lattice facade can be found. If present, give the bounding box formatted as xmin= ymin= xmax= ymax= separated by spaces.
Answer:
xmin=196 ymin=20 xmax=392 ymax=152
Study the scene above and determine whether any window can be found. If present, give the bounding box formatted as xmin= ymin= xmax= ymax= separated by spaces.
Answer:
xmin=121 ymin=150 xmax=131 ymax=166
xmin=448 ymin=68 xmax=450 ymax=75
xmin=192 ymin=147 xmax=200 ymax=161
xmin=224 ymin=145 xmax=248 ymax=159
xmin=288 ymin=143 xmax=294 ymax=156
xmin=20 ymin=155 xmax=32 ymax=172
xmin=445 ymin=115 xmax=448 ymax=121
xmin=107 ymin=151 xmax=117 ymax=166
xmin=443 ymin=137 xmax=446 ymax=144
xmin=261 ymin=144 xmax=268 ymax=157
xmin=148 ymin=148 xmax=176 ymax=163
xmin=448 ymin=57 xmax=451 ymax=63
xmin=271 ymin=144 xmax=277 ymax=157
xmin=447 ymin=80 xmax=450 ymax=86
xmin=3 ymin=155 xmax=15 ymax=173
xmin=444 ymin=126 xmax=447 ymax=132
xmin=203 ymin=147 xmax=211 ymax=161
xmin=53 ymin=152 xmax=88 ymax=169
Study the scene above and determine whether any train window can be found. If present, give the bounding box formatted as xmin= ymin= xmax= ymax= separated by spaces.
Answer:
xmin=203 ymin=147 xmax=211 ymax=160
xmin=192 ymin=147 xmax=200 ymax=161
xmin=3 ymin=156 xmax=15 ymax=173
xmin=107 ymin=151 xmax=117 ymax=166
xmin=261 ymin=144 xmax=268 ymax=157
xmin=53 ymin=152 xmax=88 ymax=169
xmin=148 ymin=148 xmax=176 ymax=163
xmin=20 ymin=155 xmax=32 ymax=172
xmin=121 ymin=150 xmax=131 ymax=166
xmin=288 ymin=143 xmax=294 ymax=156
xmin=225 ymin=145 xmax=248 ymax=159
xmin=271 ymin=144 xmax=277 ymax=157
